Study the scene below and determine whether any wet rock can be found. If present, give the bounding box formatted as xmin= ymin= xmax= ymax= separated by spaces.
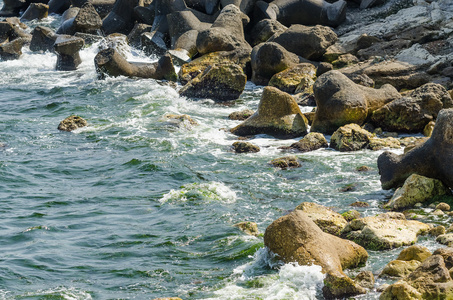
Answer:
xmin=381 ymin=260 xmax=422 ymax=278
xmin=250 ymin=42 xmax=300 ymax=86
xmin=285 ymin=132 xmax=328 ymax=153
xmin=354 ymin=271 xmax=375 ymax=289
xmin=249 ymin=19 xmax=286 ymax=47
xmin=269 ymin=156 xmax=300 ymax=169
xmin=233 ymin=221 xmax=259 ymax=236
xmin=20 ymin=3 xmax=49 ymax=21
xmin=141 ymin=31 xmax=168 ymax=56
xmin=295 ymin=202 xmax=348 ymax=236
xmin=423 ymin=121 xmax=435 ymax=137
xmin=54 ymin=35 xmax=85 ymax=71
xmin=95 ymin=48 xmax=177 ymax=81
xmin=397 ymin=245 xmax=432 ymax=262
xmin=429 ymin=225 xmax=446 ymax=237
xmin=350 ymin=201 xmax=369 ymax=207
xmin=254 ymin=0 xmax=346 ymax=28
xmin=230 ymin=86 xmax=308 ymax=139
xmin=311 ymin=70 xmax=401 ymax=134
xmin=179 ymin=63 xmax=247 ymax=101
xmin=60 ymin=2 xmax=103 ymax=35
xmin=127 ymin=23 xmax=152 ymax=48
xmin=268 ymin=63 xmax=316 ymax=94
xmin=330 ymin=124 xmax=373 ymax=152
xmin=232 ymin=141 xmax=260 ymax=153
xmin=178 ymin=49 xmax=250 ymax=85
xmin=0 ymin=38 xmax=24 ymax=60
xmin=367 ymin=137 xmax=400 ymax=151
xmin=436 ymin=202 xmax=451 ymax=211
xmin=228 ymin=109 xmax=254 ymax=121
xmin=159 ymin=113 xmax=198 ymax=129
xmin=356 ymin=166 xmax=371 ymax=172
xmin=58 ymin=115 xmax=88 ymax=132
xmin=102 ymin=0 xmax=141 ymax=35
xmin=196 ymin=5 xmax=251 ymax=55
xmin=264 ymin=210 xmax=368 ymax=299
xmin=341 ymin=210 xmax=360 ymax=222
xmin=30 ymin=26 xmax=58 ymax=53
xmin=166 ymin=10 xmax=209 ymax=49
xmin=436 ymin=234 xmax=453 ymax=247
xmin=99 ymin=33 xmax=130 ymax=59
xmin=341 ymin=212 xmax=430 ymax=250
xmin=268 ymin=24 xmax=337 ymax=61
xmin=384 ymin=174 xmax=451 ymax=210
xmin=371 ymin=83 xmax=453 ymax=133
xmin=378 ymin=108 xmax=453 ymax=190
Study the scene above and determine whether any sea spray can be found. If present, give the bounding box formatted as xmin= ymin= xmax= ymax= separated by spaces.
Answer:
xmin=160 ymin=182 xmax=237 ymax=204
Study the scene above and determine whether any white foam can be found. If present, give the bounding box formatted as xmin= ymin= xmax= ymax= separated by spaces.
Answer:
xmin=160 ymin=181 xmax=237 ymax=204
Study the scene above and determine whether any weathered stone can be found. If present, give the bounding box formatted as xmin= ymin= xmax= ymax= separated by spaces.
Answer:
xmin=20 ymin=3 xmax=48 ymax=21
xmin=311 ymin=70 xmax=401 ymax=134
xmin=330 ymin=124 xmax=373 ymax=152
xmin=57 ymin=2 xmax=103 ymax=35
xmin=48 ymin=0 xmax=71 ymax=14
xmin=179 ymin=63 xmax=247 ymax=101
xmin=341 ymin=210 xmax=360 ymax=222
xmin=232 ymin=141 xmax=260 ymax=153
xmin=30 ymin=26 xmax=58 ymax=53
xmin=286 ymin=132 xmax=328 ymax=152
xmin=230 ymin=86 xmax=308 ymax=138
xmin=350 ymin=201 xmax=369 ymax=207
xmin=269 ymin=156 xmax=300 ymax=169
xmin=371 ymin=83 xmax=453 ymax=133
xmin=268 ymin=63 xmax=316 ymax=94
xmin=384 ymin=174 xmax=451 ymax=210
xmin=268 ymin=24 xmax=337 ymax=61
xmin=295 ymin=202 xmax=348 ymax=236
xmin=95 ymin=48 xmax=177 ymax=81
xmin=341 ymin=212 xmax=430 ymax=250
xmin=397 ymin=245 xmax=432 ymax=262
xmin=423 ymin=121 xmax=435 ymax=137
xmin=141 ymin=31 xmax=168 ymax=56
xmin=332 ymin=53 xmax=359 ymax=69
xmin=381 ymin=260 xmax=422 ymax=278
xmin=264 ymin=210 xmax=368 ymax=298
xmin=233 ymin=221 xmax=259 ymax=236
xmin=58 ymin=115 xmax=87 ymax=132
xmin=430 ymin=225 xmax=446 ymax=237
xmin=127 ymin=23 xmax=152 ymax=48
xmin=436 ymin=234 xmax=453 ymax=247
xmin=228 ymin=109 xmax=254 ymax=121
xmin=367 ymin=137 xmax=400 ymax=151
xmin=54 ymin=35 xmax=84 ymax=71
xmin=378 ymin=108 xmax=453 ymax=190
xmin=0 ymin=38 xmax=24 ymax=60
xmin=436 ymin=202 xmax=451 ymax=211
xmin=357 ymin=39 xmax=412 ymax=60
xmin=102 ymin=0 xmax=140 ymax=35
xmin=354 ymin=271 xmax=375 ymax=289
xmin=249 ymin=19 xmax=287 ymax=47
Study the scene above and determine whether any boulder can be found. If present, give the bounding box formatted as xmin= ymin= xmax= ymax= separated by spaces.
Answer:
xmin=20 ymin=3 xmax=49 ymax=21
xmin=254 ymin=0 xmax=346 ymax=28
xmin=377 ymin=108 xmax=453 ymax=190
xmin=249 ymin=19 xmax=287 ymax=47
xmin=95 ymin=48 xmax=177 ymax=81
xmin=29 ymin=26 xmax=58 ymax=53
xmin=230 ymin=86 xmax=308 ymax=138
xmin=102 ymin=0 xmax=141 ymax=35
xmin=141 ymin=31 xmax=168 ymax=56
xmin=264 ymin=211 xmax=368 ymax=298
xmin=371 ymin=83 xmax=453 ymax=133
xmin=167 ymin=10 xmax=210 ymax=48
xmin=331 ymin=53 xmax=359 ymax=69
xmin=127 ymin=23 xmax=152 ymax=48
xmin=436 ymin=234 xmax=453 ymax=247
xmin=269 ymin=156 xmax=300 ymax=169
xmin=341 ymin=210 xmax=360 ymax=222
xmin=341 ymin=212 xmax=430 ymax=250
xmin=232 ymin=141 xmax=260 ymax=153
xmin=367 ymin=137 xmax=400 ymax=151
xmin=380 ymin=260 xmax=422 ymax=278
xmin=380 ymin=253 xmax=453 ymax=300
xmin=295 ymin=202 xmax=348 ymax=236
xmin=268 ymin=63 xmax=316 ymax=94
xmin=310 ymin=70 xmax=401 ymax=134
xmin=179 ymin=63 xmax=247 ymax=101
xmin=436 ymin=202 xmax=451 ymax=211
xmin=228 ymin=109 xmax=254 ymax=121
xmin=54 ymin=35 xmax=85 ymax=71
xmin=173 ymin=29 xmax=198 ymax=58
xmin=340 ymin=60 xmax=430 ymax=91
xmin=0 ymin=38 xmax=24 ymax=60
xmin=268 ymin=24 xmax=337 ymax=61
xmin=57 ymin=2 xmax=103 ymax=35
xmin=178 ymin=49 xmax=250 ymax=85
xmin=429 ymin=225 xmax=446 ymax=237
xmin=284 ymin=132 xmax=328 ymax=152
xmin=384 ymin=174 xmax=451 ymax=210
xmin=196 ymin=5 xmax=251 ymax=55
xmin=58 ymin=116 xmax=88 ymax=132
xmin=99 ymin=33 xmax=130 ymax=59
xmin=354 ymin=271 xmax=375 ymax=289
xmin=397 ymin=245 xmax=432 ymax=262
xmin=233 ymin=221 xmax=259 ymax=236
xmin=330 ymin=124 xmax=373 ymax=152
xmin=250 ymin=42 xmax=300 ymax=86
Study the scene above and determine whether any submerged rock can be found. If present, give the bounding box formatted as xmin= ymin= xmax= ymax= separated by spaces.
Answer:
xmin=232 ymin=141 xmax=260 ymax=153
xmin=230 ymin=86 xmax=308 ymax=138
xmin=341 ymin=212 xmax=430 ymax=250
xmin=228 ymin=109 xmax=254 ymax=121
xmin=284 ymin=132 xmax=328 ymax=153
xmin=58 ymin=116 xmax=87 ymax=132
xmin=233 ymin=221 xmax=259 ymax=236
xmin=269 ymin=156 xmax=300 ymax=169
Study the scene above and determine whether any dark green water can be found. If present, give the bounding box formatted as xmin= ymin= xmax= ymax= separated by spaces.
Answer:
xmin=0 ymin=10 xmax=440 ymax=300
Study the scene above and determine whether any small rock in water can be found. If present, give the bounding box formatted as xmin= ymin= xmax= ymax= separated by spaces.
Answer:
xmin=233 ymin=221 xmax=259 ymax=236
xmin=160 ymin=113 xmax=198 ymax=129
xmin=350 ymin=201 xmax=369 ymax=207
xmin=356 ymin=165 xmax=371 ymax=172
xmin=270 ymin=156 xmax=301 ymax=169
xmin=429 ymin=225 xmax=446 ymax=237
xmin=228 ymin=109 xmax=254 ymax=121
xmin=342 ymin=210 xmax=360 ymax=221
xmin=339 ymin=183 xmax=358 ymax=192
xmin=436 ymin=202 xmax=450 ymax=211
xmin=58 ymin=115 xmax=87 ymax=132
xmin=232 ymin=142 xmax=260 ymax=153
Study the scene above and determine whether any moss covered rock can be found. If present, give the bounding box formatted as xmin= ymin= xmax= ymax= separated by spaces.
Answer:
xmin=330 ymin=124 xmax=373 ymax=152
xmin=234 ymin=221 xmax=259 ymax=236
xmin=268 ymin=63 xmax=316 ymax=94
xmin=228 ymin=109 xmax=254 ymax=121
xmin=384 ymin=174 xmax=452 ymax=210
xmin=58 ymin=115 xmax=87 ymax=131
xmin=286 ymin=132 xmax=328 ymax=152
xmin=232 ymin=141 xmax=260 ymax=153
xmin=368 ymin=137 xmax=400 ymax=150
xmin=381 ymin=260 xmax=422 ymax=278
xmin=269 ymin=156 xmax=300 ymax=169
xmin=230 ymin=86 xmax=308 ymax=138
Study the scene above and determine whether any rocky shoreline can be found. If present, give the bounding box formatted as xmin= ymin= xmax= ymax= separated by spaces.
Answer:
xmin=2 ymin=0 xmax=453 ymax=298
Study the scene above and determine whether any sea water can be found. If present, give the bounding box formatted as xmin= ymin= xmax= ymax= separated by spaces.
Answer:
xmin=0 ymin=4 xmax=442 ymax=300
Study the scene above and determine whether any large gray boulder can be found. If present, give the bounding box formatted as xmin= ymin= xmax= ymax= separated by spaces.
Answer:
xmin=371 ymin=83 xmax=453 ymax=133
xmin=230 ymin=86 xmax=308 ymax=138
xmin=310 ymin=70 xmax=401 ymax=134
xmin=268 ymin=24 xmax=337 ymax=61
xmin=378 ymin=108 xmax=453 ymax=190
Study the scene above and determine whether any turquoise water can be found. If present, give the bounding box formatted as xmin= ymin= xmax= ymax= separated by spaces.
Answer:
xmin=0 ymin=8 xmax=441 ymax=300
